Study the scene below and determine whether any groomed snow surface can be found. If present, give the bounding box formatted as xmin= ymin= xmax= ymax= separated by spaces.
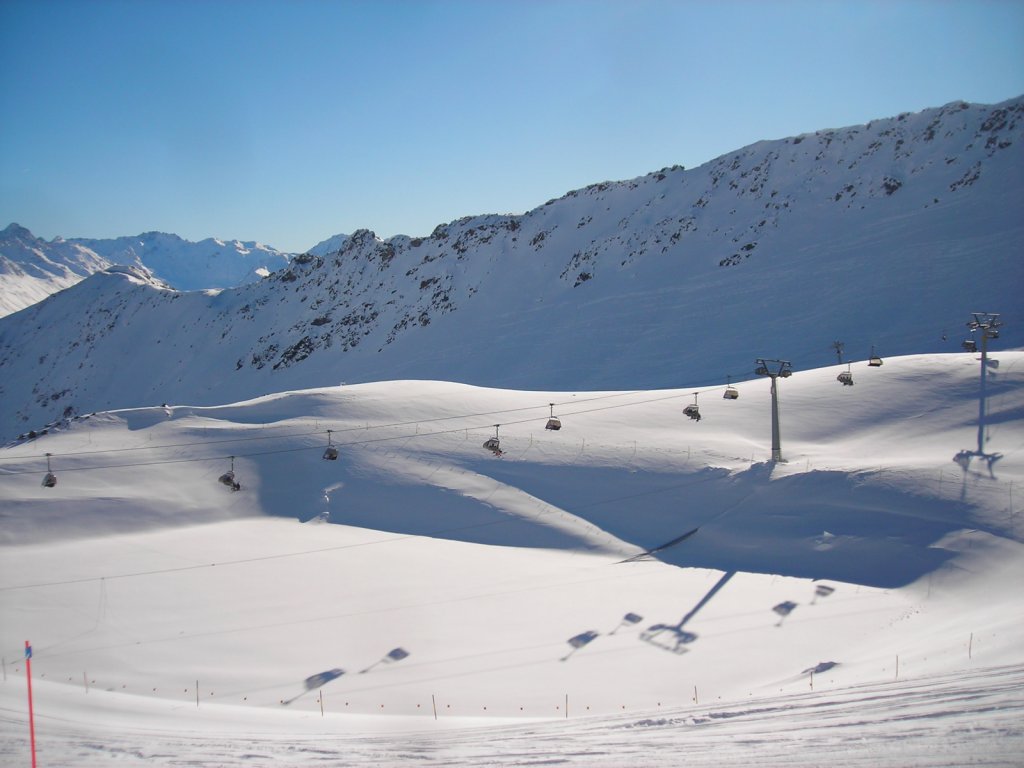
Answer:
xmin=1 ymin=352 xmax=1022 ymax=766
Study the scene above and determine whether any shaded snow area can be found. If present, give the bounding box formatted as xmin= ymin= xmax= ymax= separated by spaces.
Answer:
xmin=1 ymin=352 xmax=1023 ymax=766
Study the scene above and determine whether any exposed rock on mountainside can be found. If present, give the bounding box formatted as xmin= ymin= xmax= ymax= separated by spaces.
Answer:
xmin=0 ymin=96 xmax=1021 ymax=439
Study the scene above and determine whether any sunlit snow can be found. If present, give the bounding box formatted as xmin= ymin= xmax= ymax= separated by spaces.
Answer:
xmin=1 ymin=352 xmax=1021 ymax=765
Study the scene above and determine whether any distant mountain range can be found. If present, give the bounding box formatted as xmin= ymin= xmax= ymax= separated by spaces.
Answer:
xmin=0 ymin=95 xmax=1021 ymax=440
xmin=0 ymin=225 xmax=293 ymax=317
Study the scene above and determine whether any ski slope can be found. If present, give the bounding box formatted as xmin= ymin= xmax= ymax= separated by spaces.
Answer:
xmin=1 ymin=351 xmax=1022 ymax=765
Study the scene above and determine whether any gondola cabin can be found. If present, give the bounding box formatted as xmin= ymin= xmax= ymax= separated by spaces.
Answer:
xmin=42 ymin=453 xmax=57 ymax=487
xmin=544 ymin=403 xmax=561 ymax=431
xmin=323 ymin=430 xmax=339 ymax=460
xmin=962 ymin=339 xmax=977 ymax=352
xmin=683 ymin=404 xmax=701 ymax=421
xmin=723 ymin=387 xmax=739 ymax=400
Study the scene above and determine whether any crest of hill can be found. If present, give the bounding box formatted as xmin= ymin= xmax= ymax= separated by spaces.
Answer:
xmin=0 ymin=96 xmax=1021 ymax=440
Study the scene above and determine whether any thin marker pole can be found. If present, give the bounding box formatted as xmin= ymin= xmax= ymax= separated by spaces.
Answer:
xmin=431 ymin=694 xmax=437 ymax=720
xmin=25 ymin=642 xmax=37 ymax=768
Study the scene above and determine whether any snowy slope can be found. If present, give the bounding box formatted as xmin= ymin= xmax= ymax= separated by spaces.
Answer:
xmin=0 ymin=225 xmax=292 ymax=318
xmin=1 ymin=96 xmax=1021 ymax=440
xmin=0 ymin=224 xmax=115 ymax=318
xmin=306 ymin=232 xmax=350 ymax=257
xmin=0 ymin=352 xmax=1021 ymax=765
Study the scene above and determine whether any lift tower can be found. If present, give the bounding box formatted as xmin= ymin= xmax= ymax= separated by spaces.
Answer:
xmin=755 ymin=359 xmax=793 ymax=463
xmin=966 ymin=312 xmax=1002 ymax=454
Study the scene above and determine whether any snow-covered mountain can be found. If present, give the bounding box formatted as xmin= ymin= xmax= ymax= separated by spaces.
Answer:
xmin=0 ymin=96 xmax=1022 ymax=440
xmin=0 ymin=223 xmax=116 ymax=318
xmin=0 ymin=225 xmax=292 ymax=318
xmin=306 ymin=231 xmax=350 ymax=257
xmin=69 ymin=231 xmax=291 ymax=292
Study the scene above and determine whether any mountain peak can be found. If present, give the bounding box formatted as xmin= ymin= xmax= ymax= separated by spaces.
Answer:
xmin=2 ymin=223 xmax=36 ymax=240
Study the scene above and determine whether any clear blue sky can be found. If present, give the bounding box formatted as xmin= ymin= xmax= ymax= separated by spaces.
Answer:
xmin=2 ymin=0 xmax=1022 ymax=253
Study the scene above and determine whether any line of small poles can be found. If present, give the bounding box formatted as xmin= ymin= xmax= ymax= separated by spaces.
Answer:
xmin=7 ymin=634 xmax=986 ymax=722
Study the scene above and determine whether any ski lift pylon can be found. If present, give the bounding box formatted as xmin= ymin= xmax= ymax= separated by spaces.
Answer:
xmin=323 ymin=429 xmax=339 ymax=461
xmin=545 ymin=403 xmax=562 ymax=431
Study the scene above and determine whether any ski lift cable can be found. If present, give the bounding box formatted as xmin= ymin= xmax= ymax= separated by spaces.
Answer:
xmin=0 ymin=390 xmax=652 ymax=464
xmin=5 ymin=378 xmax=755 ymax=472
xmin=0 ymin=369 xmax=881 ymax=481
xmin=3 ymin=387 xmax=714 ymax=479
xmin=3 ymin=395 xmax=773 ymax=593
xmin=0 ymin=426 xmax=327 ymax=462
xmin=35 ymin=342 xmax=1004 ymax=482
xmin=0 ymin=445 xmax=320 ymax=476
xmin=0 ymin=390 xmax=704 ymax=476
xmin=0 ymin=320 xmax=977 ymax=466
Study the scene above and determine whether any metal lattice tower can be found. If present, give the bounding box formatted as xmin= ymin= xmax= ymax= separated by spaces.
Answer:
xmin=966 ymin=312 xmax=1002 ymax=454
